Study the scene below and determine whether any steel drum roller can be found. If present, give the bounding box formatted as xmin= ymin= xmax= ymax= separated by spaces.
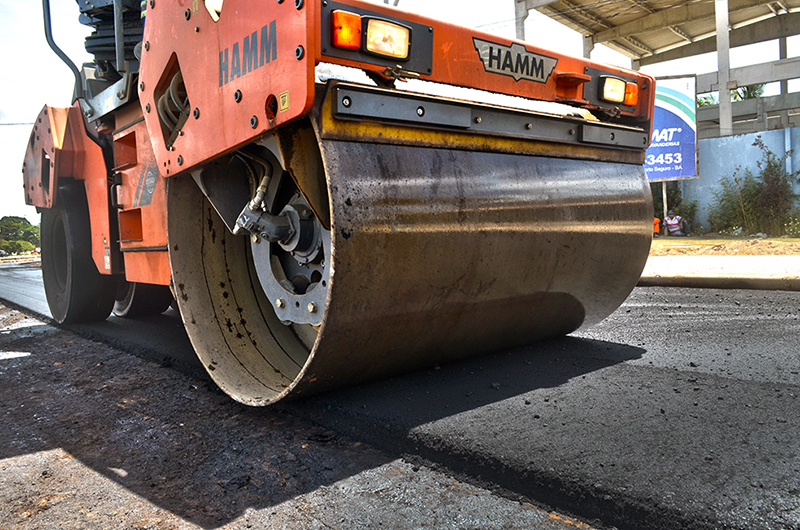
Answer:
xmin=168 ymin=90 xmax=652 ymax=405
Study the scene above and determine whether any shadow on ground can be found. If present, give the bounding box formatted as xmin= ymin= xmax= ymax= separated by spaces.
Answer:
xmin=0 ymin=312 xmax=642 ymax=528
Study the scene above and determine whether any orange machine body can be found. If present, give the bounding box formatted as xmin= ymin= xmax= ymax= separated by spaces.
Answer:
xmin=138 ymin=0 xmax=655 ymax=175
xmin=112 ymin=104 xmax=171 ymax=286
xmin=24 ymin=0 xmax=656 ymax=289
xmin=23 ymin=103 xmax=116 ymax=277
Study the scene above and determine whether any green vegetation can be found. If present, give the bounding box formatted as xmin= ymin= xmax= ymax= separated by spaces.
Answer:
xmin=0 ymin=216 xmax=39 ymax=255
xmin=707 ymin=137 xmax=800 ymax=236
xmin=731 ymin=84 xmax=765 ymax=101
xmin=651 ymin=181 xmax=699 ymax=228
xmin=696 ymin=83 xmax=765 ymax=107
xmin=696 ymin=94 xmax=718 ymax=107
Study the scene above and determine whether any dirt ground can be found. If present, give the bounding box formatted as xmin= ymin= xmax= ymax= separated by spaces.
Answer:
xmin=0 ymin=303 xmax=594 ymax=530
xmin=650 ymin=237 xmax=800 ymax=257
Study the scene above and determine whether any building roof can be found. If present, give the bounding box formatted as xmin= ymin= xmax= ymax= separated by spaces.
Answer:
xmin=525 ymin=0 xmax=800 ymax=65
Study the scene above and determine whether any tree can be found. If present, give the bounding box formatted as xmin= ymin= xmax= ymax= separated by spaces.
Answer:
xmin=0 ymin=216 xmax=39 ymax=254
xmin=706 ymin=136 xmax=800 ymax=235
xmin=696 ymin=84 xmax=765 ymax=108
xmin=731 ymin=84 xmax=765 ymax=101
xmin=696 ymin=93 xmax=718 ymax=107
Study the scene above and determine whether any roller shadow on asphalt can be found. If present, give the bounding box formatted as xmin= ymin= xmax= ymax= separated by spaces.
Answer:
xmin=63 ymin=309 xmax=209 ymax=380
xmin=0 ymin=319 xmax=403 ymax=529
xmin=1 ymin=308 xmax=640 ymax=529
xmin=281 ymin=335 xmax=645 ymax=452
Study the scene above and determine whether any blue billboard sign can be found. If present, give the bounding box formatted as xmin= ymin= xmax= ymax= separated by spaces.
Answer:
xmin=646 ymin=78 xmax=697 ymax=181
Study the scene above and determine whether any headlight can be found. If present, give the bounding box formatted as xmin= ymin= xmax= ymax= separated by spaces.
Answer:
xmin=600 ymin=77 xmax=626 ymax=104
xmin=600 ymin=76 xmax=638 ymax=106
xmin=365 ymin=19 xmax=410 ymax=60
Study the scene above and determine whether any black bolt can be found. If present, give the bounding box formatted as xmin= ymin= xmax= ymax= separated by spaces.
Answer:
xmin=139 ymin=82 xmax=144 ymax=91
xmin=295 ymin=0 xmax=304 ymax=8
xmin=295 ymin=46 xmax=305 ymax=60
xmin=149 ymin=0 xmax=154 ymax=7
xmin=177 ymin=155 xmax=183 ymax=166
xmin=195 ymin=27 xmax=199 ymax=32
xmin=193 ymin=108 xmax=200 ymax=119
xmin=250 ymin=116 xmax=259 ymax=128
xmin=234 ymin=90 xmax=242 ymax=103
xmin=184 ymin=8 xmax=191 ymax=20
xmin=145 ymin=103 xmax=151 ymax=113
xmin=144 ymin=41 xmax=150 ymax=51
xmin=277 ymin=0 xmax=283 ymax=3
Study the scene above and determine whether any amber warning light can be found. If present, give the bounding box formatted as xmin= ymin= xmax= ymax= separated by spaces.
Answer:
xmin=332 ymin=11 xmax=411 ymax=60
xmin=332 ymin=10 xmax=362 ymax=50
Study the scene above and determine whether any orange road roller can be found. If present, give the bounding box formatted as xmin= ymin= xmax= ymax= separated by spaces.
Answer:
xmin=23 ymin=0 xmax=654 ymax=404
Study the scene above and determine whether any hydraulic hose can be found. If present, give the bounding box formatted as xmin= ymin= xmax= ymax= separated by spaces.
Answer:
xmin=42 ymin=0 xmax=84 ymax=101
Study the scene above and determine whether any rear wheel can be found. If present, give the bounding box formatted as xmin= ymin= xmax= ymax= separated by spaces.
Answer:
xmin=41 ymin=183 xmax=116 ymax=323
xmin=113 ymin=282 xmax=174 ymax=318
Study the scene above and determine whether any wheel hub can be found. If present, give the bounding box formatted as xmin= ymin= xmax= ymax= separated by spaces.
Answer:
xmin=252 ymin=191 xmax=330 ymax=327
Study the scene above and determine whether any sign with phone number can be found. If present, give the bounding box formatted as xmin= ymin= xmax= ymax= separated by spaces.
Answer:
xmin=646 ymin=78 xmax=696 ymax=181
xmin=646 ymin=151 xmax=682 ymax=166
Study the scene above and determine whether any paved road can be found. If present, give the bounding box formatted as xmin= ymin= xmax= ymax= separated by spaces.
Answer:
xmin=0 ymin=304 xmax=588 ymax=530
xmin=2 ymin=262 xmax=799 ymax=529
xmin=0 ymin=261 xmax=49 ymax=316
xmin=0 ymin=261 xmax=201 ymax=374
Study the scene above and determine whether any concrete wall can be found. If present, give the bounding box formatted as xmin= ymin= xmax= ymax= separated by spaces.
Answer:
xmin=679 ymin=126 xmax=799 ymax=232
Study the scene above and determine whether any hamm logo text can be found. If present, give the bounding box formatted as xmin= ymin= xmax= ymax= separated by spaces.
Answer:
xmin=473 ymin=38 xmax=557 ymax=84
xmin=219 ymin=21 xmax=277 ymax=86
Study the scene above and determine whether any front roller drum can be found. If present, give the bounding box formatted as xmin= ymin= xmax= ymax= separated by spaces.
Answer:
xmin=168 ymin=137 xmax=651 ymax=405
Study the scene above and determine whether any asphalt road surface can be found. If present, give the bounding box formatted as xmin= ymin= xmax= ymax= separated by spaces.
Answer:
xmin=1 ymin=261 xmax=798 ymax=530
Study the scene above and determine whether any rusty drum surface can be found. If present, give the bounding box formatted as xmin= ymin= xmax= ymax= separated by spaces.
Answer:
xmin=168 ymin=87 xmax=652 ymax=405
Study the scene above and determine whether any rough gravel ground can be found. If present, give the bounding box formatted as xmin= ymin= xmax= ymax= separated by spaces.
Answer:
xmin=650 ymin=238 xmax=800 ymax=256
xmin=0 ymin=304 xmax=595 ymax=530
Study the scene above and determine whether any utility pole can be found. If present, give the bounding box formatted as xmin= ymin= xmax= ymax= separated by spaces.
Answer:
xmin=515 ymin=0 xmax=529 ymax=40
xmin=515 ymin=1 xmax=558 ymax=41
xmin=715 ymin=0 xmax=733 ymax=136
xmin=779 ymin=36 xmax=789 ymax=128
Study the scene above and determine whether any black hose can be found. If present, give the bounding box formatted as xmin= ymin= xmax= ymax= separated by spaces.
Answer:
xmin=42 ymin=0 xmax=84 ymax=101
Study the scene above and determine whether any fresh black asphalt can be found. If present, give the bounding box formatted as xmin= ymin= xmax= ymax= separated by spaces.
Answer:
xmin=2 ymin=263 xmax=798 ymax=530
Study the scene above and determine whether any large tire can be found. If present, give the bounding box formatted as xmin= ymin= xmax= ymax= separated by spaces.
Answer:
xmin=113 ymin=282 xmax=174 ymax=318
xmin=41 ymin=183 xmax=116 ymax=324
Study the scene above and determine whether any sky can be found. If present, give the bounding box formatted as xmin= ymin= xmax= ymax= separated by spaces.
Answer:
xmin=0 ymin=0 xmax=797 ymax=225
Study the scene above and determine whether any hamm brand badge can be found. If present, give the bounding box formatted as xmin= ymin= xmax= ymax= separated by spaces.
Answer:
xmin=473 ymin=38 xmax=557 ymax=83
